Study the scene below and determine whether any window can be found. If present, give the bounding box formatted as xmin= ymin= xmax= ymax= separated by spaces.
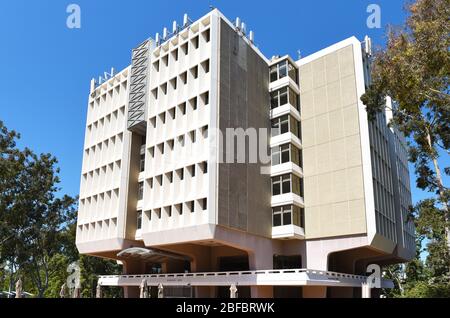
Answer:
xmin=201 ymin=198 xmax=207 ymax=210
xmin=158 ymin=143 xmax=164 ymax=155
xmin=169 ymin=107 xmax=176 ymax=119
xmin=271 ymin=87 xmax=298 ymax=110
xmin=153 ymin=60 xmax=159 ymax=72
xmin=188 ymin=201 xmax=195 ymax=213
xmin=271 ymin=115 xmax=299 ymax=138
xmin=150 ymin=116 xmax=156 ymax=128
xmin=269 ymin=60 xmax=298 ymax=83
xmin=201 ymin=125 xmax=208 ymax=138
xmin=178 ymin=135 xmax=185 ymax=147
xmin=271 ymin=144 xmax=291 ymax=166
xmin=271 ymin=115 xmax=289 ymax=137
xmin=272 ymin=205 xmax=303 ymax=227
xmin=137 ymin=210 xmax=142 ymax=230
xmin=201 ymin=91 xmax=209 ymax=106
xmin=191 ymin=36 xmax=199 ymax=49
xmin=159 ymin=112 xmax=166 ymax=124
xmin=162 ymin=55 xmax=168 ymax=66
xmin=156 ymin=175 xmax=163 ymax=186
xmin=201 ymin=59 xmax=210 ymax=73
xmin=151 ymin=88 xmax=158 ymax=100
xmin=167 ymin=139 xmax=174 ymax=150
xmin=165 ymin=206 xmax=172 ymax=217
xmin=167 ymin=172 xmax=173 ymax=183
xmin=178 ymin=102 xmax=186 ymax=115
xmin=177 ymin=168 xmax=184 ymax=180
xmin=190 ymin=130 xmax=196 ymax=143
xmin=149 ymin=178 xmax=153 ymax=189
xmin=155 ymin=208 xmax=161 ymax=219
xmin=181 ymin=42 xmax=188 ymax=55
xmin=175 ymin=203 xmax=183 ymax=215
xmin=149 ymin=146 xmax=155 ymax=158
xmin=160 ymin=83 xmax=167 ymax=95
xmin=138 ymin=182 xmax=144 ymax=200
xmin=272 ymin=174 xmax=301 ymax=196
xmin=200 ymin=161 xmax=207 ymax=174
xmin=171 ymin=49 xmax=178 ymax=62
xmin=180 ymin=71 xmax=187 ymax=84
xmin=202 ymin=29 xmax=210 ymax=43
xmin=140 ymin=153 xmax=145 ymax=172
xmin=190 ymin=97 xmax=197 ymax=110
xmin=188 ymin=165 xmax=196 ymax=177
xmin=190 ymin=66 xmax=198 ymax=79
xmin=170 ymin=77 xmax=177 ymax=90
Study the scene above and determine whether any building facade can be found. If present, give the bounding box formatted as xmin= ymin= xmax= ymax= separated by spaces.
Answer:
xmin=76 ymin=9 xmax=414 ymax=298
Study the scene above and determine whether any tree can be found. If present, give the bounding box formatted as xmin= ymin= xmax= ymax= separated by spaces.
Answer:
xmin=0 ymin=120 xmax=77 ymax=297
xmin=360 ymin=0 xmax=450 ymax=250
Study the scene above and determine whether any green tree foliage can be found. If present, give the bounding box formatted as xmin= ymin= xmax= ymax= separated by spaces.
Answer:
xmin=0 ymin=120 xmax=122 ymax=297
xmin=361 ymin=0 xmax=450 ymax=244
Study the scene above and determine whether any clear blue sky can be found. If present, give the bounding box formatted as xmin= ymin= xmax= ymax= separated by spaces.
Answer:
xmin=0 ymin=0 xmax=447 ymax=203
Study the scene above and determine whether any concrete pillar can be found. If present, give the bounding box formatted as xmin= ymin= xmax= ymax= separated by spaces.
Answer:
xmin=230 ymin=284 xmax=238 ymax=298
xmin=248 ymin=251 xmax=274 ymax=298
xmin=158 ymin=283 xmax=164 ymax=298
xmin=122 ymin=259 xmax=144 ymax=298
xmin=302 ymin=286 xmax=327 ymax=298
xmin=362 ymin=283 xmax=371 ymax=298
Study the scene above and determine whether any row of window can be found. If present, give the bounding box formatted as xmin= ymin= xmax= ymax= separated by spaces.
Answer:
xmin=271 ymin=114 xmax=301 ymax=140
xmin=137 ymin=161 xmax=208 ymax=199
xmin=270 ymin=59 xmax=298 ymax=83
xmin=271 ymin=143 xmax=302 ymax=167
xmin=152 ymin=29 xmax=210 ymax=71
xmin=271 ymin=173 xmax=304 ymax=197
xmin=273 ymin=205 xmax=304 ymax=228
xmin=149 ymin=91 xmax=209 ymax=129
xmin=151 ymin=59 xmax=210 ymax=99
xmin=270 ymin=86 xmax=300 ymax=112
xmin=145 ymin=125 xmax=208 ymax=165
xmin=136 ymin=197 xmax=208 ymax=229
xmin=90 ymin=80 xmax=128 ymax=106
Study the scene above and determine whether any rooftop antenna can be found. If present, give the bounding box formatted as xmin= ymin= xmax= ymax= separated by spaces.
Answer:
xmin=155 ymin=32 xmax=160 ymax=45
xmin=249 ymin=30 xmax=254 ymax=43
xmin=241 ymin=22 xmax=246 ymax=35
xmin=364 ymin=35 xmax=372 ymax=56
xmin=172 ymin=20 xmax=178 ymax=34
xmin=163 ymin=27 xmax=168 ymax=40
xmin=235 ymin=17 xmax=241 ymax=30
xmin=183 ymin=13 xmax=192 ymax=27
xmin=209 ymin=5 xmax=215 ymax=11
xmin=297 ymin=50 xmax=302 ymax=60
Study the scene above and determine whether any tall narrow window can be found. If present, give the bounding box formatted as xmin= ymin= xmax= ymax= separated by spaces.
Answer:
xmin=140 ymin=153 xmax=145 ymax=172
xmin=137 ymin=210 xmax=142 ymax=230
xmin=138 ymin=182 xmax=144 ymax=200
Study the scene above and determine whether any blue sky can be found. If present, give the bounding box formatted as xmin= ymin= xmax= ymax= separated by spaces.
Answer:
xmin=0 ymin=0 xmax=447 ymax=203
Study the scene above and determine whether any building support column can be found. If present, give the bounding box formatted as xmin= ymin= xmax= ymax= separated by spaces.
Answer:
xmin=362 ymin=283 xmax=371 ymax=298
xmin=302 ymin=286 xmax=327 ymax=298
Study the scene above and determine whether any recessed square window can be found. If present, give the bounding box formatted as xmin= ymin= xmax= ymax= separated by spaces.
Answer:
xmin=167 ymin=139 xmax=174 ymax=150
xmin=170 ymin=77 xmax=177 ymax=90
xmin=201 ymin=29 xmax=210 ymax=43
xmin=201 ymin=198 xmax=207 ymax=210
xmin=166 ymin=171 xmax=173 ymax=183
xmin=201 ymin=59 xmax=210 ymax=74
xmin=180 ymin=71 xmax=187 ymax=84
xmin=201 ymin=91 xmax=209 ymax=106
xmin=200 ymin=161 xmax=207 ymax=174
xmin=190 ymin=66 xmax=198 ymax=79
xmin=159 ymin=112 xmax=166 ymax=124
xmin=188 ymin=201 xmax=195 ymax=213
xmin=201 ymin=125 xmax=208 ymax=138
xmin=149 ymin=146 xmax=155 ymax=158
xmin=171 ymin=49 xmax=178 ymax=62
xmin=169 ymin=107 xmax=176 ymax=119
xmin=190 ymin=130 xmax=196 ymax=143
xmin=178 ymin=135 xmax=185 ymax=147
xmin=156 ymin=175 xmax=163 ymax=186
xmin=155 ymin=208 xmax=161 ymax=219
xmin=191 ymin=36 xmax=199 ymax=49
xmin=158 ymin=143 xmax=164 ymax=155
xmin=175 ymin=203 xmax=183 ymax=215
xmin=150 ymin=116 xmax=156 ymax=128
xmin=176 ymin=168 xmax=184 ymax=181
xmin=181 ymin=42 xmax=188 ymax=55
xmin=160 ymin=83 xmax=167 ymax=95
xmin=153 ymin=60 xmax=160 ymax=72
xmin=162 ymin=55 xmax=168 ymax=66
xmin=189 ymin=97 xmax=197 ymax=110
xmin=151 ymin=88 xmax=158 ymax=99
xmin=178 ymin=102 xmax=186 ymax=115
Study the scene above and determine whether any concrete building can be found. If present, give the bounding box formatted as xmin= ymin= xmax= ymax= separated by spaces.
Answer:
xmin=76 ymin=9 xmax=415 ymax=298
